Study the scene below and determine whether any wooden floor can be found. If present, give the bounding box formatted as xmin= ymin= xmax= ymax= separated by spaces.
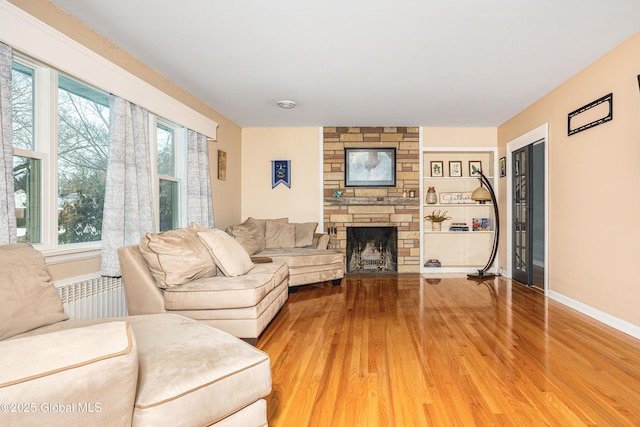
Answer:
xmin=257 ymin=274 xmax=640 ymax=426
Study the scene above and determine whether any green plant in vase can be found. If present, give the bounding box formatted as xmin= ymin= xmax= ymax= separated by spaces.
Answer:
xmin=424 ymin=210 xmax=452 ymax=231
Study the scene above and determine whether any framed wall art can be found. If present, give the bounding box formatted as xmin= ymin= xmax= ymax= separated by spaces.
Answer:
xmin=449 ymin=161 xmax=462 ymax=177
xmin=217 ymin=150 xmax=227 ymax=180
xmin=499 ymin=157 xmax=506 ymax=178
xmin=469 ymin=161 xmax=482 ymax=177
xmin=430 ymin=161 xmax=443 ymax=177
xmin=345 ymin=147 xmax=396 ymax=187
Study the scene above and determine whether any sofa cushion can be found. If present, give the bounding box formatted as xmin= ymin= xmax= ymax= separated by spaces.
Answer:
xmin=197 ymin=229 xmax=254 ymax=277
xmin=265 ymin=220 xmax=296 ymax=249
xmin=294 ymin=222 xmax=318 ymax=247
xmin=0 ymin=243 xmax=68 ymax=340
xmin=0 ymin=321 xmax=138 ymax=426
xmin=163 ymin=273 xmax=276 ymax=310
xmin=257 ymin=247 xmax=344 ymax=268
xmin=125 ymin=314 xmax=271 ymax=427
xmin=139 ymin=228 xmax=217 ymax=289
xmin=244 ymin=216 xmax=287 ymax=236
xmin=225 ymin=222 xmax=265 ymax=255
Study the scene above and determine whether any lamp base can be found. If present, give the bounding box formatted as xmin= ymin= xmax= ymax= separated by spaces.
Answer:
xmin=467 ymin=270 xmax=497 ymax=280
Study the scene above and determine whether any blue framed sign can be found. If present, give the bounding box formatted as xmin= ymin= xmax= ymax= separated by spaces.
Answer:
xmin=272 ymin=160 xmax=291 ymax=188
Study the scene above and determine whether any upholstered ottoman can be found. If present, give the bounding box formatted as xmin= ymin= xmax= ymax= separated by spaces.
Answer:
xmin=126 ymin=314 xmax=271 ymax=426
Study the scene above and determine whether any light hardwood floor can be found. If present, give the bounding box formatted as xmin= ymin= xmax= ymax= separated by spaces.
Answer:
xmin=257 ymin=274 xmax=640 ymax=426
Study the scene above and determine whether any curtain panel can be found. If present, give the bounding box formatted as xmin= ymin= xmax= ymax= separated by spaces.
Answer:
xmin=0 ymin=42 xmax=16 ymax=245
xmin=101 ymin=95 xmax=154 ymax=276
xmin=186 ymin=129 xmax=214 ymax=228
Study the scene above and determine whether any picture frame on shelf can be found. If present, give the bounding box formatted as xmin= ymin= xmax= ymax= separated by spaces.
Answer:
xmin=430 ymin=161 xmax=443 ymax=177
xmin=449 ymin=161 xmax=462 ymax=177
xmin=469 ymin=161 xmax=482 ymax=177
xmin=499 ymin=157 xmax=506 ymax=178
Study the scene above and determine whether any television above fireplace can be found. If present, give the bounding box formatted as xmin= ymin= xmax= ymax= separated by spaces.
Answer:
xmin=344 ymin=147 xmax=396 ymax=187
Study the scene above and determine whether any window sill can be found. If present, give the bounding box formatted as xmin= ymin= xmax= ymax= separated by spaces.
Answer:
xmin=39 ymin=244 xmax=102 ymax=265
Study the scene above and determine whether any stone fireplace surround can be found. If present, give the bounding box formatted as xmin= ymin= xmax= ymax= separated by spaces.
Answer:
xmin=323 ymin=127 xmax=421 ymax=273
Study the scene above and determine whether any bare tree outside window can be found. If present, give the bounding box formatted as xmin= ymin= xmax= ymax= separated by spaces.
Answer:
xmin=56 ymin=76 xmax=109 ymax=244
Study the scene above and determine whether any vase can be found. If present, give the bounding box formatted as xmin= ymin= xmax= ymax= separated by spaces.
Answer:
xmin=426 ymin=187 xmax=437 ymax=204
xmin=431 ymin=222 xmax=442 ymax=231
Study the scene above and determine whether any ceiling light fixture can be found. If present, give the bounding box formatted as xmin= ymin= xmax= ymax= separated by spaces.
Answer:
xmin=276 ymin=100 xmax=296 ymax=109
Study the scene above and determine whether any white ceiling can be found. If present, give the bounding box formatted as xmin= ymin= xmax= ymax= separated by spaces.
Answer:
xmin=49 ymin=0 xmax=640 ymax=128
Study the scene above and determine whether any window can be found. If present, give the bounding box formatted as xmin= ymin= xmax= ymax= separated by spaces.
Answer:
xmin=11 ymin=61 xmax=41 ymax=243
xmin=11 ymin=54 xmax=110 ymax=250
xmin=11 ymin=53 xmax=188 ymax=257
xmin=57 ymin=75 xmax=110 ymax=244
xmin=153 ymin=119 xmax=185 ymax=232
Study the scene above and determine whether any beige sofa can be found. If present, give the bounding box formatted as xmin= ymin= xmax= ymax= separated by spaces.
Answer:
xmin=226 ymin=217 xmax=344 ymax=288
xmin=119 ymin=226 xmax=288 ymax=342
xmin=0 ymin=243 xmax=271 ymax=427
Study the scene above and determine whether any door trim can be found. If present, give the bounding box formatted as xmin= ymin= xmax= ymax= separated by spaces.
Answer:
xmin=506 ymin=124 xmax=549 ymax=294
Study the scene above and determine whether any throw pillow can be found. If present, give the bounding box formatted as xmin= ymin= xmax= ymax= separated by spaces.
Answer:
xmin=244 ymin=217 xmax=288 ymax=237
xmin=197 ymin=229 xmax=254 ymax=277
xmin=294 ymin=222 xmax=318 ymax=247
xmin=225 ymin=222 xmax=265 ymax=255
xmin=265 ymin=220 xmax=296 ymax=249
xmin=0 ymin=243 xmax=68 ymax=340
xmin=139 ymin=228 xmax=217 ymax=289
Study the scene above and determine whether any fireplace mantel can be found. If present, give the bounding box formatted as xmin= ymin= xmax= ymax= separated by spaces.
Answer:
xmin=324 ymin=197 xmax=419 ymax=206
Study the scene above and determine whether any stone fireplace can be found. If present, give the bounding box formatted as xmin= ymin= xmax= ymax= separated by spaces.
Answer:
xmin=323 ymin=127 xmax=421 ymax=273
xmin=346 ymin=226 xmax=397 ymax=273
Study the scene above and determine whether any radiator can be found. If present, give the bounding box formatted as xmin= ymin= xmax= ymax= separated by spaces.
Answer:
xmin=56 ymin=276 xmax=128 ymax=320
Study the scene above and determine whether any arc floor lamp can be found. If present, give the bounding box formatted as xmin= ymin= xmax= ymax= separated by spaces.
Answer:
xmin=467 ymin=170 xmax=499 ymax=280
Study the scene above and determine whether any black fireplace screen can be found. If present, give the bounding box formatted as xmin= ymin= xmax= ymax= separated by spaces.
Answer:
xmin=346 ymin=227 xmax=398 ymax=273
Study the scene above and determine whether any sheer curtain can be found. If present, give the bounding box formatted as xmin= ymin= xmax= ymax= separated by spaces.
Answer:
xmin=186 ymin=129 xmax=214 ymax=228
xmin=101 ymin=95 xmax=155 ymax=276
xmin=0 ymin=42 xmax=16 ymax=245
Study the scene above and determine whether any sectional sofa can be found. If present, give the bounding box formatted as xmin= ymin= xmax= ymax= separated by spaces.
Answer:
xmin=0 ymin=243 xmax=272 ymax=427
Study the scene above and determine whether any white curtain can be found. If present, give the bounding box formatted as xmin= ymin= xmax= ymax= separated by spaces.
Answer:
xmin=186 ymin=129 xmax=214 ymax=228
xmin=101 ymin=95 xmax=154 ymax=276
xmin=0 ymin=42 xmax=16 ymax=245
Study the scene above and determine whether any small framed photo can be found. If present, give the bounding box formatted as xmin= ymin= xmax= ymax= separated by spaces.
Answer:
xmin=499 ymin=157 xmax=506 ymax=178
xmin=469 ymin=161 xmax=482 ymax=177
xmin=449 ymin=161 xmax=462 ymax=177
xmin=430 ymin=161 xmax=443 ymax=177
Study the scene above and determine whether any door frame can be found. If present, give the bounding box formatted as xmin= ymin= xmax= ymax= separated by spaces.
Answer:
xmin=506 ymin=123 xmax=549 ymax=294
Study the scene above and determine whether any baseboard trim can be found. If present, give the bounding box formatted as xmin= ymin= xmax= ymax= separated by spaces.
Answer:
xmin=548 ymin=291 xmax=640 ymax=340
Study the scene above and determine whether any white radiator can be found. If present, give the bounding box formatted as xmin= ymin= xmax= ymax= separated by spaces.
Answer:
xmin=56 ymin=276 xmax=128 ymax=320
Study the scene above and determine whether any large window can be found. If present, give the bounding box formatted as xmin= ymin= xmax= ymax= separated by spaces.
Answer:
xmin=11 ymin=53 xmax=188 ymax=256
xmin=57 ymin=75 xmax=110 ymax=244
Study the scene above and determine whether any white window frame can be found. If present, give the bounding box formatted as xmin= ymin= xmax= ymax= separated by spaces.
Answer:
xmin=149 ymin=115 xmax=187 ymax=231
xmin=12 ymin=54 xmax=103 ymax=263
xmin=11 ymin=53 xmax=190 ymax=263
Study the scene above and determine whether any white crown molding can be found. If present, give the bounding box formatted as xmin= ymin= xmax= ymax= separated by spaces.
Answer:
xmin=0 ymin=1 xmax=218 ymax=139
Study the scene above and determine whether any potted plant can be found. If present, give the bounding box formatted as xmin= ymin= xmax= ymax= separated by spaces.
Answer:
xmin=424 ymin=210 xmax=452 ymax=231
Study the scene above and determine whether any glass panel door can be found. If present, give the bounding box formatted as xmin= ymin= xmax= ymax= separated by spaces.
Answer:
xmin=512 ymin=146 xmax=531 ymax=285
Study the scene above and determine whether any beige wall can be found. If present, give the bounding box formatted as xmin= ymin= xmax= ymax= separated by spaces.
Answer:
xmin=4 ymin=0 xmax=242 ymax=279
xmin=423 ymin=127 xmax=497 ymax=148
xmin=498 ymin=32 xmax=640 ymax=327
xmin=241 ymin=128 xmax=322 ymax=224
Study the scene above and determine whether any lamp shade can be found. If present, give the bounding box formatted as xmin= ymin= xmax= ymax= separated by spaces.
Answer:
xmin=471 ymin=186 xmax=491 ymax=202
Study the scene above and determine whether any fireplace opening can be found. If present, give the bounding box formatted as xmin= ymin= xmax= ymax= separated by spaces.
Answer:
xmin=346 ymin=226 xmax=398 ymax=273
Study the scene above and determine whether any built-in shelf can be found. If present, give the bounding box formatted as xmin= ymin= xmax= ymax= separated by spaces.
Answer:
xmin=324 ymin=197 xmax=420 ymax=206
